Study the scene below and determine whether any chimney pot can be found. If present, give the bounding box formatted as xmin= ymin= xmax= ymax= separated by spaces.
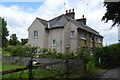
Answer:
xmin=82 ymin=15 xmax=84 ymax=18
xmin=66 ymin=10 xmax=68 ymax=13
xmin=72 ymin=9 xmax=74 ymax=12
xmin=69 ymin=9 xmax=71 ymax=12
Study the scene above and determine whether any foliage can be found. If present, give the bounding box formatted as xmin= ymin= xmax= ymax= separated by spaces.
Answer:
xmin=9 ymin=34 xmax=20 ymax=46
xmin=4 ymin=45 xmax=37 ymax=57
xmin=0 ymin=17 xmax=2 ymax=47
xmin=93 ymin=43 xmax=120 ymax=68
xmin=21 ymin=38 xmax=28 ymax=45
xmin=2 ymin=51 xmax=11 ymax=56
xmin=102 ymin=2 xmax=120 ymax=27
xmin=38 ymin=48 xmax=78 ymax=59
xmin=0 ymin=17 xmax=9 ymax=48
xmin=93 ymin=48 xmax=103 ymax=66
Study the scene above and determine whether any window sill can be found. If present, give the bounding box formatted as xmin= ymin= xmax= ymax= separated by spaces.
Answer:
xmin=81 ymin=38 xmax=86 ymax=40
xmin=98 ymin=42 xmax=101 ymax=43
xmin=70 ymin=37 xmax=75 ymax=39
xmin=51 ymin=45 xmax=56 ymax=47
xmin=33 ymin=37 xmax=38 ymax=39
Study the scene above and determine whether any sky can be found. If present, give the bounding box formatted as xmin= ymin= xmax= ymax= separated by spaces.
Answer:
xmin=0 ymin=0 xmax=119 ymax=46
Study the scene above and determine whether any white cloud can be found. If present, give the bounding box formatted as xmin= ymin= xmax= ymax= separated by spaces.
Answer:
xmin=0 ymin=5 xmax=36 ymax=40
xmin=0 ymin=0 xmax=118 ymax=45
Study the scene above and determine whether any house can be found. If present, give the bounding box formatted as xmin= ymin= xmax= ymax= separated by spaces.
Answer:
xmin=28 ymin=9 xmax=103 ymax=53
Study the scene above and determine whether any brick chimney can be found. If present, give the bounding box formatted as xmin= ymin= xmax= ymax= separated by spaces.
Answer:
xmin=65 ymin=9 xmax=75 ymax=19
xmin=76 ymin=15 xmax=86 ymax=25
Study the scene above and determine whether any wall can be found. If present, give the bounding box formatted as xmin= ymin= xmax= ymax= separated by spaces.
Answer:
xmin=3 ymin=56 xmax=83 ymax=71
xmin=64 ymin=22 xmax=77 ymax=53
xmin=28 ymin=19 xmax=47 ymax=48
xmin=77 ymin=29 xmax=103 ymax=50
xmin=48 ymin=28 xmax=65 ymax=53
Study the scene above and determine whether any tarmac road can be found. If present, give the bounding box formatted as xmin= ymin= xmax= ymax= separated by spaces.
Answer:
xmin=96 ymin=67 xmax=120 ymax=80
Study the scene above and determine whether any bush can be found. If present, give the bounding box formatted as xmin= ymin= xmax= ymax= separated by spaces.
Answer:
xmin=93 ymin=48 xmax=103 ymax=66
xmin=93 ymin=43 xmax=120 ymax=68
xmin=4 ymin=45 xmax=37 ymax=57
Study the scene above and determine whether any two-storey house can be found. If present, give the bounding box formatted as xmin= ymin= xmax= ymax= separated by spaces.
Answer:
xmin=28 ymin=9 xmax=103 ymax=53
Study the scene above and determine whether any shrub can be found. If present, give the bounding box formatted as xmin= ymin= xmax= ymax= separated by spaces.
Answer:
xmin=5 ymin=45 xmax=37 ymax=57
xmin=93 ymin=43 xmax=120 ymax=68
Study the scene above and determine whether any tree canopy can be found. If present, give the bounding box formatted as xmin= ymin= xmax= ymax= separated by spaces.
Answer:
xmin=0 ymin=17 xmax=9 ymax=48
xmin=102 ymin=2 xmax=120 ymax=27
xmin=9 ymin=34 xmax=19 ymax=46
xmin=21 ymin=38 xmax=28 ymax=45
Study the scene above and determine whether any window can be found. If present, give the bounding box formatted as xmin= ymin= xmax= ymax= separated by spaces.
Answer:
xmin=71 ymin=31 xmax=75 ymax=38
xmin=98 ymin=38 xmax=101 ymax=43
xmin=90 ymin=47 xmax=93 ymax=55
xmin=51 ymin=40 xmax=56 ymax=46
xmin=90 ymin=36 xmax=94 ymax=42
xmin=34 ymin=31 xmax=38 ymax=38
xmin=81 ymin=33 xmax=86 ymax=40
xmin=95 ymin=37 xmax=97 ymax=42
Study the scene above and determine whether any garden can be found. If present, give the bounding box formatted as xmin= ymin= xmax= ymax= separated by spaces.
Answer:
xmin=2 ymin=43 xmax=120 ymax=79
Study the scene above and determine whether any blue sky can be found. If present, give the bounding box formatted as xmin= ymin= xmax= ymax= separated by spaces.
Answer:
xmin=0 ymin=0 xmax=119 ymax=46
xmin=1 ymin=2 xmax=43 ymax=9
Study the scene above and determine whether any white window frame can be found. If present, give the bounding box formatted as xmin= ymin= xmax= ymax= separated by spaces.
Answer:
xmin=34 ymin=31 xmax=38 ymax=38
xmin=71 ymin=31 xmax=75 ymax=38
xmin=81 ymin=33 xmax=86 ymax=40
xmin=51 ymin=40 xmax=56 ymax=46
xmin=98 ymin=38 xmax=101 ymax=43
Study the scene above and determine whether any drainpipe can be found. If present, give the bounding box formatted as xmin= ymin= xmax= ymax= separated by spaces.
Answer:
xmin=61 ymin=28 xmax=62 ymax=53
xmin=92 ymin=35 xmax=95 ymax=49
xmin=47 ymin=22 xmax=52 ymax=49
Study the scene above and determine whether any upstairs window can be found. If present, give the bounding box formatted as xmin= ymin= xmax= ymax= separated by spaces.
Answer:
xmin=90 ymin=36 xmax=94 ymax=42
xmin=51 ymin=40 xmax=56 ymax=46
xmin=71 ymin=31 xmax=75 ymax=38
xmin=34 ymin=31 xmax=38 ymax=38
xmin=95 ymin=37 xmax=97 ymax=42
xmin=98 ymin=38 xmax=101 ymax=43
xmin=81 ymin=33 xmax=86 ymax=40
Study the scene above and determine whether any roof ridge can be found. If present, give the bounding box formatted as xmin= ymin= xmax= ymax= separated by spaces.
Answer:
xmin=48 ymin=14 xmax=65 ymax=22
xmin=36 ymin=17 xmax=48 ymax=22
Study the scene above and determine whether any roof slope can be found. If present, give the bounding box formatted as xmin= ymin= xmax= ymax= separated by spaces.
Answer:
xmin=36 ymin=14 xmax=103 ymax=37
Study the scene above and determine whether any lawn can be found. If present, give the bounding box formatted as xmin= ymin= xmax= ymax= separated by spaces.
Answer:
xmin=2 ymin=62 xmax=63 ymax=79
xmin=2 ymin=62 xmax=25 ymax=71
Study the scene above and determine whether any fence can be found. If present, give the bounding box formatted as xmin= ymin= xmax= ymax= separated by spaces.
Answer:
xmin=2 ymin=56 xmax=83 ymax=79
xmin=2 ymin=56 xmax=83 ymax=71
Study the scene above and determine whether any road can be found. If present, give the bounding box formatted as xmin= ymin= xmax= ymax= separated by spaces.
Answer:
xmin=96 ymin=67 xmax=120 ymax=79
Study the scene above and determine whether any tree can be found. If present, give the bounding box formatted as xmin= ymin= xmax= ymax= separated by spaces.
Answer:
xmin=0 ymin=17 xmax=9 ymax=48
xmin=102 ymin=2 xmax=120 ymax=27
xmin=0 ymin=17 xmax=2 ymax=47
xmin=21 ymin=38 xmax=28 ymax=45
xmin=9 ymin=34 xmax=19 ymax=45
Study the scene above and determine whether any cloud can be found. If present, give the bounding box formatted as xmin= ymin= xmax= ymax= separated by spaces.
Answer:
xmin=0 ymin=5 xmax=36 ymax=40
xmin=0 ymin=0 xmax=118 ymax=45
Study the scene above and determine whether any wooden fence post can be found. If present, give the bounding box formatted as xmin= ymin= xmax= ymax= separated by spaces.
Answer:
xmin=66 ymin=59 xmax=68 ymax=80
xmin=29 ymin=59 xmax=33 ymax=80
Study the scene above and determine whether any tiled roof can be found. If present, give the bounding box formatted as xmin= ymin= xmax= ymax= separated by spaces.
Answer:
xmin=36 ymin=14 xmax=103 ymax=37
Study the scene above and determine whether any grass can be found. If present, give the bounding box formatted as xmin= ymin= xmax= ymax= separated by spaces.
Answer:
xmin=2 ymin=62 xmax=25 ymax=71
xmin=2 ymin=62 xmax=63 ymax=79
